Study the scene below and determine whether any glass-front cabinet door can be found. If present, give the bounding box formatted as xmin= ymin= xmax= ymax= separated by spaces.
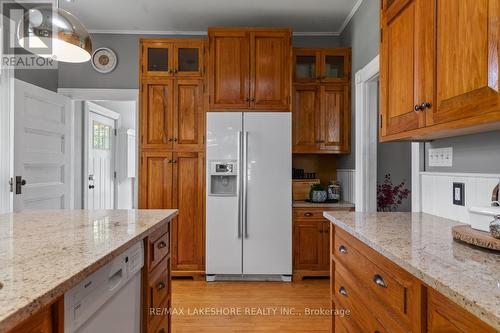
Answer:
xmin=293 ymin=49 xmax=321 ymax=82
xmin=320 ymin=49 xmax=351 ymax=82
xmin=174 ymin=41 xmax=204 ymax=77
xmin=142 ymin=41 xmax=174 ymax=77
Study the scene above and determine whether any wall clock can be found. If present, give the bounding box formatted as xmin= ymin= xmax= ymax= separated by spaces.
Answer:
xmin=91 ymin=48 xmax=117 ymax=73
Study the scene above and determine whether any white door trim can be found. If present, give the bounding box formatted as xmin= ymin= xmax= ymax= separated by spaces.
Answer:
xmin=355 ymin=55 xmax=379 ymax=212
xmin=0 ymin=64 xmax=14 ymax=213
xmin=411 ymin=142 xmax=423 ymax=212
xmin=58 ymin=89 xmax=139 ymax=208
xmin=86 ymin=101 xmax=120 ymax=120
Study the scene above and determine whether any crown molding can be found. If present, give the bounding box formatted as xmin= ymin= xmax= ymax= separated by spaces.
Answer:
xmin=87 ymin=0 xmax=365 ymax=38
xmin=337 ymin=0 xmax=364 ymax=35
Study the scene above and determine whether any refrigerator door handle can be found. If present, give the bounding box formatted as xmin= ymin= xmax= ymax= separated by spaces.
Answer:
xmin=237 ymin=131 xmax=243 ymax=239
xmin=243 ymin=131 xmax=249 ymax=239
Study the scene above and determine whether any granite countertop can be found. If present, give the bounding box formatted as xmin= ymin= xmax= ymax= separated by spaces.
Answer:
xmin=323 ymin=211 xmax=500 ymax=330
xmin=293 ymin=200 xmax=355 ymax=209
xmin=0 ymin=209 xmax=178 ymax=332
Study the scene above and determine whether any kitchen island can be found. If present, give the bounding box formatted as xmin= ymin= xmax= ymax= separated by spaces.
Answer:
xmin=0 ymin=209 xmax=177 ymax=332
xmin=324 ymin=211 xmax=500 ymax=332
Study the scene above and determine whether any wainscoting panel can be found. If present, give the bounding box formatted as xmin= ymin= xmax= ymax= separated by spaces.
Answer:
xmin=337 ymin=169 xmax=355 ymax=204
xmin=421 ymin=172 xmax=500 ymax=224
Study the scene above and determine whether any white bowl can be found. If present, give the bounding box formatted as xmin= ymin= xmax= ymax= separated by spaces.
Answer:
xmin=468 ymin=206 xmax=500 ymax=232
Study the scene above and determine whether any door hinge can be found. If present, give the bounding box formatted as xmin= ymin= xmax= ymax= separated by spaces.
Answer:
xmin=114 ymin=171 xmax=117 ymax=179
xmin=380 ymin=114 xmax=383 ymax=128
xmin=114 ymin=129 xmax=117 ymax=136
xmin=8 ymin=178 xmax=13 ymax=192
xmin=380 ymin=29 xmax=383 ymax=43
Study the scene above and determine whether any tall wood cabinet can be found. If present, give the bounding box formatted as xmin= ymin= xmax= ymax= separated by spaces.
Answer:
xmin=208 ymin=28 xmax=292 ymax=111
xmin=292 ymin=48 xmax=351 ymax=154
xmin=139 ymin=39 xmax=206 ymax=278
xmin=380 ymin=0 xmax=500 ymax=141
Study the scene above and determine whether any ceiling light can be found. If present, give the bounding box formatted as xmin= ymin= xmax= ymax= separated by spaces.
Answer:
xmin=17 ymin=5 xmax=92 ymax=63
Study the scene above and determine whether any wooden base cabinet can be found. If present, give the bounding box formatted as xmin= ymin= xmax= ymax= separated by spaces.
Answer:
xmin=380 ymin=0 xmax=500 ymax=141
xmin=7 ymin=299 xmax=63 ymax=333
xmin=140 ymin=152 xmax=205 ymax=275
xmin=331 ymin=224 xmax=499 ymax=333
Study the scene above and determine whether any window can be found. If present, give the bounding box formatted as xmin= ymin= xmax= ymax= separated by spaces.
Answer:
xmin=93 ymin=121 xmax=111 ymax=150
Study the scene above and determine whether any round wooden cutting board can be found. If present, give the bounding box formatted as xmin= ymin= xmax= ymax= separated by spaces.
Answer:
xmin=452 ymin=225 xmax=500 ymax=251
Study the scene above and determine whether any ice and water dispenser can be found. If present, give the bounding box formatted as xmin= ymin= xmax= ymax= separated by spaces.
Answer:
xmin=208 ymin=161 xmax=238 ymax=196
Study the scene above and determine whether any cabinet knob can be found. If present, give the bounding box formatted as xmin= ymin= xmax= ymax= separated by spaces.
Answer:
xmin=158 ymin=240 xmax=167 ymax=249
xmin=88 ymin=185 xmax=95 ymax=189
xmin=250 ymin=97 xmax=256 ymax=102
xmin=157 ymin=281 xmax=166 ymax=290
xmin=173 ymin=68 xmax=178 ymax=74
xmin=338 ymin=245 xmax=347 ymax=254
xmin=245 ymin=98 xmax=250 ymax=102
xmin=159 ymin=329 xmax=166 ymax=333
xmin=421 ymin=101 xmax=432 ymax=109
xmin=339 ymin=286 xmax=348 ymax=297
xmin=168 ymin=137 xmax=173 ymax=142
xmin=304 ymin=212 xmax=313 ymax=217
xmin=373 ymin=274 xmax=388 ymax=288
xmin=172 ymin=159 xmax=177 ymax=164
xmin=173 ymin=137 xmax=178 ymax=142
xmin=414 ymin=104 xmax=423 ymax=112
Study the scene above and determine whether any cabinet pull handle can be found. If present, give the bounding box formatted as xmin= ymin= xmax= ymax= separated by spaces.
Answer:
xmin=173 ymin=68 xmax=178 ymax=74
xmin=373 ymin=274 xmax=388 ymax=288
xmin=338 ymin=245 xmax=347 ymax=254
xmin=158 ymin=240 xmax=167 ymax=249
xmin=173 ymin=137 xmax=178 ymax=142
xmin=339 ymin=287 xmax=348 ymax=297
xmin=157 ymin=281 xmax=166 ymax=290
xmin=245 ymin=97 xmax=250 ymax=102
xmin=250 ymin=97 xmax=255 ymax=102
xmin=414 ymin=104 xmax=423 ymax=112
xmin=172 ymin=159 xmax=177 ymax=164
xmin=168 ymin=137 xmax=173 ymax=142
xmin=421 ymin=101 xmax=432 ymax=109
xmin=304 ymin=212 xmax=313 ymax=217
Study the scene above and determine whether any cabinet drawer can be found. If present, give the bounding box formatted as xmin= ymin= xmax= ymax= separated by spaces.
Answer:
xmin=150 ymin=298 xmax=171 ymax=333
xmin=293 ymin=208 xmax=326 ymax=220
xmin=333 ymin=263 xmax=390 ymax=333
xmin=149 ymin=228 xmax=170 ymax=271
xmin=333 ymin=230 xmax=411 ymax=323
xmin=148 ymin=256 xmax=170 ymax=309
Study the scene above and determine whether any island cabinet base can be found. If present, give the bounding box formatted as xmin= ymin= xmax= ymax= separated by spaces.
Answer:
xmin=330 ymin=224 xmax=498 ymax=333
xmin=7 ymin=298 xmax=63 ymax=333
xmin=143 ymin=222 xmax=172 ymax=333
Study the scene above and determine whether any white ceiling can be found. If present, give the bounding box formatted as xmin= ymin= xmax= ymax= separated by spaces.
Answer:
xmin=61 ymin=0 xmax=364 ymax=36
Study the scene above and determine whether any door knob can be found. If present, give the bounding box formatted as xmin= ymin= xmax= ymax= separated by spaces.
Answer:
xmin=15 ymin=176 xmax=27 ymax=194
xmin=89 ymin=185 xmax=95 ymax=189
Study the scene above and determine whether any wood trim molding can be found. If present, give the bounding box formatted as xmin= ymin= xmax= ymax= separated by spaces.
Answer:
xmin=354 ymin=55 xmax=379 ymax=212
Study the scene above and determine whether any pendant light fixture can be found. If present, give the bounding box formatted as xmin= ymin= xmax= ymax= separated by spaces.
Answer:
xmin=17 ymin=0 xmax=92 ymax=63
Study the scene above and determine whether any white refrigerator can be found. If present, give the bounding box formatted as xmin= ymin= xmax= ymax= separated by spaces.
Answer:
xmin=206 ymin=112 xmax=292 ymax=281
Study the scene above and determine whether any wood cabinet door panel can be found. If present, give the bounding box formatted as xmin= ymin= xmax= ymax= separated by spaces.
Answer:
xmin=141 ymin=82 xmax=173 ymax=148
xmin=250 ymin=31 xmax=291 ymax=110
xmin=293 ymin=49 xmax=321 ymax=83
xmin=173 ymin=79 xmax=204 ymax=150
xmin=292 ymin=85 xmax=320 ymax=152
xmin=320 ymin=221 xmax=330 ymax=270
xmin=319 ymin=85 xmax=350 ymax=153
xmin=380 ymin=0 xmax=427 ymax=136
xmin=9 ymin=307 xmax=53 ymax=333
xmin=319 ymin=49 xmax=351 ymax=83
xmin=209 ymin=32 xmax=250 ymax=109
xmin=171 ymin=152 xmax=204 ymax=271
xmin=142 ymin=41 xmax=174 ymax=77
xmin=139 ymin=152 xmax=173 ymax=209
xmin=293 ymin=220 xmax=322 ymax=270
xmin=431 ymin=0 xmax=500 ymax=125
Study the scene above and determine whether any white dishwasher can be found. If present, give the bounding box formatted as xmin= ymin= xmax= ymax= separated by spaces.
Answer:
xmin=64 ymin=241 xmax=144 ymax=333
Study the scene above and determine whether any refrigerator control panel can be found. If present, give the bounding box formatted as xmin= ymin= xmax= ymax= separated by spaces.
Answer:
xmin=210 ymin=161 xmax=237 ymax=175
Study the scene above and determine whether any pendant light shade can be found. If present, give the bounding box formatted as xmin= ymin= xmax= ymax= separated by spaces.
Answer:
xmin=18 ymin=6 xmax=92 ymax=63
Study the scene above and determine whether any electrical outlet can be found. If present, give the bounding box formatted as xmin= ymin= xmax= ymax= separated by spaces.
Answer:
xmin=453 ymin=182 xmax=465 ymax=206
xmin=428 ymin=147 xmax=453 ymax=167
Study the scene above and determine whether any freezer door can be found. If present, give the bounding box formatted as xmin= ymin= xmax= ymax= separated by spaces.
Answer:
xmin=206 ymin=112 xmax=243 ymax=275
xmin=242 ymin=113 xmax=292 ymax=275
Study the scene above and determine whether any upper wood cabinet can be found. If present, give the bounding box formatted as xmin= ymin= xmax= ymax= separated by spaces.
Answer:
xmin=292 ymin=83 xmax=350 ymax=154
xmin=380 ymin=0 xmax=500 ymax=141
xmin=208 ymin=28 xmax=292 ymax=111
xmin=141 ymin=39 xmax=205 ymax=78
xmin=293 ymin=48 xmax=351 ymax=83
xmin=140 ymin=79 xmax=205 ymax=150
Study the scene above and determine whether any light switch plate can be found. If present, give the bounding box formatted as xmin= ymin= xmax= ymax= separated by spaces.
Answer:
xmin=428 ymin=147 xmax=453 ymax=167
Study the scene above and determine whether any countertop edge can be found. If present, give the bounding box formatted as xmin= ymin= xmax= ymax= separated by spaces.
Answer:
xmin=0 ymin=212 xmax=178 ymax=333
xmin=323 ymin=211 xmax=500 ymax=331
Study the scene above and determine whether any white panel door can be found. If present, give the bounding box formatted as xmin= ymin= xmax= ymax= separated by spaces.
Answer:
xmin=13 ymin=79 xmax=72 ymax=211
xmin=242 ymin=112 xmax=292 ymax=275
xmin=206 ymin=112 xmax=243 ymax=275
xmin=87 ymin=111 xmax=115 ymax=210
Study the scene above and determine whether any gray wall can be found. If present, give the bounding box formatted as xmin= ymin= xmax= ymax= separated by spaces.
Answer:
xmin=15 ymin=68 xmax=59 ymax=92
xmin=425 ymin=131 xmax=500 ymax=173
xmin=338 ymin=0 xmax=380 ymax=169
xmin=58 ymin=34 xmax=341 ymax=89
